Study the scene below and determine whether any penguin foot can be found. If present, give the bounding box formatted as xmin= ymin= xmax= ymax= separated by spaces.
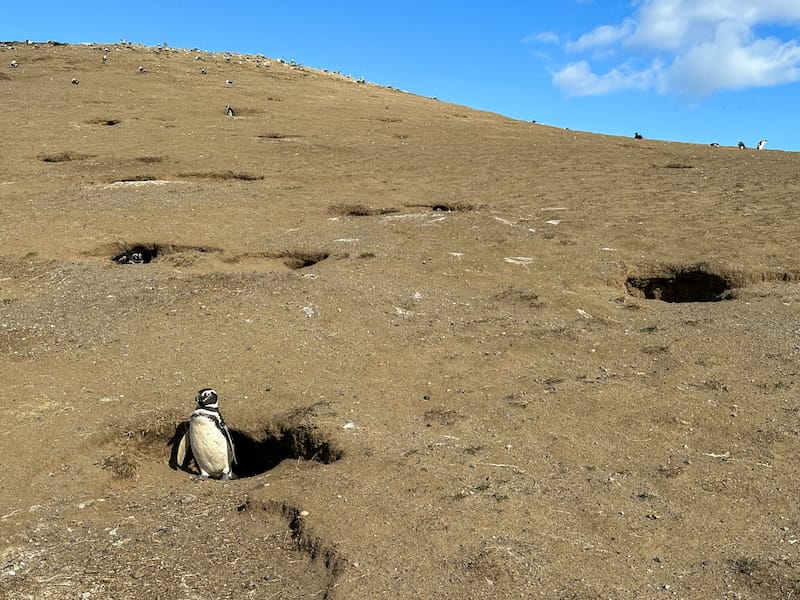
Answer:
xmin=191 ymin=474 xmax=210 ymax=482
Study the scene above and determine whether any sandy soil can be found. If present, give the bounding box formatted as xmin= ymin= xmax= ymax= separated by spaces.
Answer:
xmin=0 ymin=41 xmax=798 ymax=599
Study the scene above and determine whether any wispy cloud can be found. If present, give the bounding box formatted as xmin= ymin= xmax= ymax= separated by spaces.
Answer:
xmin=532 ymin=0 xmax=800 ymax=97
xmin=525 ymin=31 xmax=560 ymax=45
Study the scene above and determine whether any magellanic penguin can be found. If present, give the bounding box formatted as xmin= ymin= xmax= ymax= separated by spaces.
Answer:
xmin=177 ymin=388 xmax=237 ymax=481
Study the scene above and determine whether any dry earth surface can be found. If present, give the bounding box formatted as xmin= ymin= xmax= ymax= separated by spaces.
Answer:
xmin=0 ymin=42 xmax=799 ymax=599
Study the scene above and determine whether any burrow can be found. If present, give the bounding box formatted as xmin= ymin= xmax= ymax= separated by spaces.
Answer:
xmin=419 ymin=202 xmax=480 ymax=212
xmin=106 ymin=243 xmax=329 ymax=270
xmin=626 ymin=264 xmax=734 ymax=303
xmin=625 ymin=263 xmax=800 ymax=303
xmin=167 ymin=417 xmax=342 ymax=479
xmin=222 ymin=250 xmax=330 ymax=270
xmin=110 ymin=243 xmax=222 ymax=265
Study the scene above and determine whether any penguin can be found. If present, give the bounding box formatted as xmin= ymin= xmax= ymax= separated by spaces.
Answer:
xmin=709 ymin=142 xmax=720 ymax=147
xmin=225 ymin=79 xmax=235 ymax=87
xmin=138 ymin=65 xmax=146 ymax=73
xmin=634 ymin=132 xmax=643 ymax=140
xmin=176 ymin=388 xmax=237 ymax=481
xmin=756 ymin=139 xmax=767 ymax=150
xmin=225 ymin=104 xmax=236 ymax=117
xmin=115 ymin=250 xmax=144 ymax=264
xmin=71 ymin=78 xmax=79 ymax=85
xmin=738 ymin=141 xmax=746 ymax=149
xmin=10 ymin=60 xmax=18 ymax=68
xmin=102 ymin=54 xmax=108 ymax=64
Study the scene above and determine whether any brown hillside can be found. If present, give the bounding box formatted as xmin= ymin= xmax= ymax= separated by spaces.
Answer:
xmin=1 ymin=42 xmax=799 ymax=599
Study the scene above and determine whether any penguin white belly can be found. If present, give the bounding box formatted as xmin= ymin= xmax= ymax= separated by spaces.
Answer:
xmin=189 ymin=416 xmax=231 ymax=477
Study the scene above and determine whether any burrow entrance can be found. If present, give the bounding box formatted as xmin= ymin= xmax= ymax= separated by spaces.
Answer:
xmin=625 ymin=264 xmax=734 ymax=303
xmin=111 ymin=243 xmax=221 ymax=265
xmin=168 ymin=419 xmax=342 ymax=479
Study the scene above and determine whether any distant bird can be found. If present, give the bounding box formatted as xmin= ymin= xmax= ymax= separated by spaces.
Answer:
xmin=709 ymin=142 xmax=720 ymax=147
xmin=176 ymin=388 xmax=237 ymax=481
xmin=200 ymin=68 xmax=207 ymax=75
xmin=756 ymin=139 xmax=767 ymax=150
xmin=738 ymin=141 xmax=746 ymax=150
xmin=225 ymin=79 xmax=235 ymax=87
xmin=634 ymin=132 xmax=643 ymax=140
xmin=71 ymin=78 xmax=79 ymax=85
xmin=10 ymin=60 xmax=17 ymax=68
xmin=102 ymin=54 xmax=108 ymax=64
xmin=225 ymin=104 xmax=236 ymax=117
xmin=137 ymin=65 xmax=146 ymax=73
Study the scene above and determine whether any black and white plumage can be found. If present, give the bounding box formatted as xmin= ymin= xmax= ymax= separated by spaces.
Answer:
xmin=757 ymin=139 xmax=767 ymax=150
xmin=10 ymin=60 xmax=18 ymax=68
xmin=71 ymin=78 xmax=79 ymax=85
xmin=738 ymin=141 xmax=746 ymax=149
xmin=633 ymin=132 xmax=643 ymax=140
xmin=225 ymin=104 xmax=236 ymax=117
xmin=177 ymin=388 xmax=237 ymax=481
xmin=115 ymin=251 xmax=144 ymax=264
xmin=709 ymin=142 xmax=720 ymax=147
xmin=225 ymin=79 xmax=235 ymax=87
xmin=138 ymin=65 xmax=146 ymax=73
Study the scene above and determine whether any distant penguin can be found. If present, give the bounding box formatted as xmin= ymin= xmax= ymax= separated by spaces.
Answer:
xmin=10 ymin=60 xmax=17 ymax=68
xmin=738 ymin=141 xmax=746 ymax=150
xmin=709 ymin=142 xmax=720 ymax=147
xmin=200 ymin=68 xmax=207 ymax=75
xmin=71 ymin=77 xmax=79 ymax=85
xmin=634 ymin=132 xmax=643 ymax=140
xmin=102 ymin=54 xmax=108 ymax=64
xmin=225 ymin=79 xmax=235 ymax=87
xmin=176 ymin=388 xmax=237 ymax=481
xmin=225 ymin=104 xmax=236 ymax=117
xmin=757 ymin=139 xmax=767 ymax=150
xmin=138 ymin=65 xmax=146 ymax=73
xmin=115 ymin=251 xmax=144 ymax=265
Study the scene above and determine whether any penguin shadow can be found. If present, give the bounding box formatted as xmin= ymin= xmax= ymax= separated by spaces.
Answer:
xmin=168 ymin=420 xmax=341 ymax=478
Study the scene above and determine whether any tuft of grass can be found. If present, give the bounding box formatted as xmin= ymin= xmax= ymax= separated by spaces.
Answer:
xmin=179 ymin=171 xmax=264 ymax=181
xmin=328 ymin=204 xmax=399 ymax=217
xmin=729 ymin=556 xmax=760 ymax=576
xmin=102 ymin=453 xmax=137 ymax=479
xmin=39 ymin=151 xmax=92 ymax=163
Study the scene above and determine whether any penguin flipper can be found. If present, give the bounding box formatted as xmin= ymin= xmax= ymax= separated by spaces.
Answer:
xmin=175 ymin=431 xmax=193 ymax=471
xmin=223 ymin=426 xmax=237 ymax=467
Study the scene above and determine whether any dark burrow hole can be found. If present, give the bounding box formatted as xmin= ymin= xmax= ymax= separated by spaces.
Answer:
xmin=626 ymin=266 xmax=734 ymax=303
xmin=430 ymin=202 xmax=477 ymax=212
xmin=168 ymin=420 xmax=342 ymax=479
xmin=283 ymin=251 xmax=330 ymax=269
xmin=113 ymin=244 xmax=158 ymax=264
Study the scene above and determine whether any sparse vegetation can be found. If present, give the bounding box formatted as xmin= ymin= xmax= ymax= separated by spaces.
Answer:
xmin=38 ymin=151 xmax=92 ymax=162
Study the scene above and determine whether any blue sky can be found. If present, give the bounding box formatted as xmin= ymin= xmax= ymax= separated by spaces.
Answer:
xmin=4 ymin=1 xmax=800 ymax=151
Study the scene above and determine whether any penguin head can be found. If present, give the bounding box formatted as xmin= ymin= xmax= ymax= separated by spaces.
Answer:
xmin=195 ymin=388 xmax=219 ymax=408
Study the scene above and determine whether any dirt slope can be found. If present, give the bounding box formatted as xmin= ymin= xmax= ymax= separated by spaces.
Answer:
xmin=1 ymin=41 xmax=798 ymax=599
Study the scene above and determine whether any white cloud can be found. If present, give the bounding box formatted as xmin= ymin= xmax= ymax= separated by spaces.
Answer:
xmin=663 ymin=20 xmax=800 ymax=94
xmin=546 ymin=0 xmax=800 ymax=96
xmin=567 ymin=19 xmax=635 ymax=53
xmin=552 ymin=59 xmax=662 ymax=96
xmin=526 ymin=31 xmax=560 ymax=45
